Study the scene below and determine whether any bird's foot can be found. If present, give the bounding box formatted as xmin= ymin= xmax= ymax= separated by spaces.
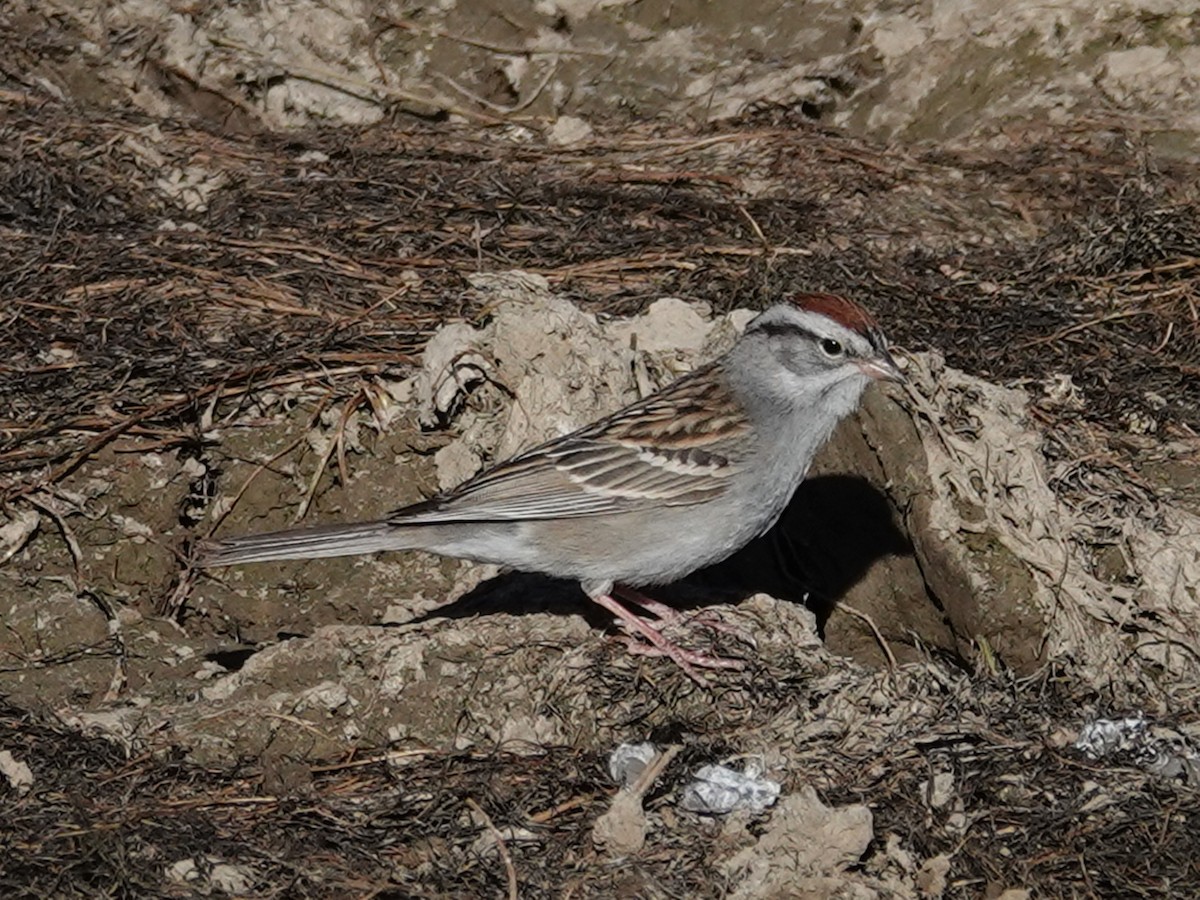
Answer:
xmin=614 ymin=585 xmax=757 ymax=650
xmin=616 ymin=634 xmax=747 ymax=673
xmin=590 ymin=590 xmax=746 ymax=685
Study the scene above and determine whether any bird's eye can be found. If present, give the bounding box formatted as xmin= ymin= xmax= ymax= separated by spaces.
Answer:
xmin=820 ymin=338 xmax=844 ymax=358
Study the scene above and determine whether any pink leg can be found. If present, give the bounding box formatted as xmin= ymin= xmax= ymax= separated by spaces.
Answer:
xmin=614 ymin=586 xmax=758 ymax=650
xmin=589 ymin=591 xmax=745 ymax=685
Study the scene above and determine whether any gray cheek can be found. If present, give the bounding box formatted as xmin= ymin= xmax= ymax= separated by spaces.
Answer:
xmin=770 ymin=340 xmax=820 ymax=377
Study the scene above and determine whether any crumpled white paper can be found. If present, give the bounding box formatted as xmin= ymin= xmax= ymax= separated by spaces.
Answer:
xmin=680 ymin=761 xmax=781 ymax=815
xmin=1075 ymin=715 xmax=1200 ymax=783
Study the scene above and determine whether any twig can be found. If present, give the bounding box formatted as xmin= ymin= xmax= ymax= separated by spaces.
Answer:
xmin=589 ymin=169 xmax=742 ymax=188
xmin=530 ymin=245 xmax=811 ymax=281
xmin=211 ymin=390 xmax=333 ymax=535
xmin=295 ymin=389 xmax=364 ymax=522
xmin=209 ymin=36 xmax=504 ymax=124
xmin=735 ymin=203 xmax=771 ymax=254
xmin=591 ymin=129 xmax=787 ymax=153
xmin=1152 ymin=321 xmax=1174 ymax=353
xmin=16 ymin=401 xmax=186 ymax=500
xmin=707 ymin=245 xmax=812 ymax=258
xmin=1012 ymin=309 xmax=1154 ymax=351
xmin=375 ymin=15 xmax=608 ymax=57
xmin=160 ymin=796 xmax=280 ymax=810
xmin=3 ymin=363 xmax=402 ymax=500
xmin=465 ymin=798 xmax=519 ymax=900
xmin=840 ymin=602 xmax=898 ymax=670
xmin=25 ymin=492 xmax=129 ymax=698
xmin=159 ymin=563 xmax=200 ymax=620
xmin=433 ymin=60 xmax=558 ymax=115
xmin=629 ymin=744 xmax=682 ymax=796
xmin=24 ymin=493 xmax=83 ymax=586
xmin=145 ymin=57 xmax=261 ymax=124
xmin=527 ymin=792 xmax=603 ymax=824
xmin=262 ymin=712 xmax=342 ymax=744
xmin=333 ymin=388 xmax=363 ymax=490
xmin=309 ymin=748 xmax=437 ymax=774
xmin=1100 ymin=256 xmax=1200 ymax=282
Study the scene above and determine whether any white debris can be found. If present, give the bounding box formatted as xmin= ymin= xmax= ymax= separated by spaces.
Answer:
xmin=608 ymin=741 xmax=658 ymax=788
xmin=0 ymin=509 xmax=39 ymax=564
xmin=415 ymin=322 xmax=492 ymax=427
xmin=166 ymin=857 xmax=255 ymax=894
xmin=1076 ymin=715 xmax=1150 ymax=759
xmin=547 ymin=115 xmax=593 ymax=145
xmin=1075 ymin=716 xmax=1200 ymax=783
xmin=680 ymin=760 xmax=781 ymax=815
xmin=469 ymin=824 xmax=541 ymax=859
xmin=0 ymin=750 xmax=34 ymax=795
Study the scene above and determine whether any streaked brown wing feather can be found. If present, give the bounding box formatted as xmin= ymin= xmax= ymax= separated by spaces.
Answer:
xmin=389 ymin=362 xmax=750 ymax=524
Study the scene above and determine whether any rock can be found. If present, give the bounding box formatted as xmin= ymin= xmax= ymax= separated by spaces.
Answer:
xmin=722 ymin=786 xmax=874 ymax=899
xmin=547 ymin=115 xmax=593 ymax=145
xmin=0 ymin=750 xmax=34 ymax=795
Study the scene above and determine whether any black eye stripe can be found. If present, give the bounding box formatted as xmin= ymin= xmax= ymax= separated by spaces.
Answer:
xmin=757 ymin=321 xmax=810 ymax=338
xmin=758 ymin=321 xmax=854 ymax=356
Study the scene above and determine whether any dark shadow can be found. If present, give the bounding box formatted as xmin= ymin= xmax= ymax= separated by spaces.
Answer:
xmin=205 ymin=646 xmax=260 ymax=672
xmin=677 ymin=474 xmax=914 ymax=635
xmin=414 ymin=570 xmax=604 ymax=627
xmin=417 ymin=474 xmax=912 ymax=633
xmin=205 ymin=633 xmax=308 ymax=672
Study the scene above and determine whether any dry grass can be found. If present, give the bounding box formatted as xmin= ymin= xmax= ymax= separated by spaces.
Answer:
xmin=2 ymin=102 xmax=1198 ymax=503
xmin=3 ymin=673 xmax=1198 ymax=898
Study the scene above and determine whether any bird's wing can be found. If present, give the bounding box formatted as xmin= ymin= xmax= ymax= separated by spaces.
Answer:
xmin=389 ymin=363 xmax=751 ymax=524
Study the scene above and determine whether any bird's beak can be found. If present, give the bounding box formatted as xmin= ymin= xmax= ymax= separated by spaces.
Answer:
xmin=858 ymin=349 xmax=906 ymax=383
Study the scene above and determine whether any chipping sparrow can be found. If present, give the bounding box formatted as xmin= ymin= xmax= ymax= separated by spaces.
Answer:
xmin=199 ymin=293 xmax=904 ymax=682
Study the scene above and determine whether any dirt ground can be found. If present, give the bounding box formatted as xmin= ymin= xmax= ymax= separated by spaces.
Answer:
xmin=2 ymin=2 xmax=1200 ymax=898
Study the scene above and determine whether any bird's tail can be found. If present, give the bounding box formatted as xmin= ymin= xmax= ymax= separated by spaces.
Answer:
xmin=197 ymin=520 xmax=412 ymax=567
